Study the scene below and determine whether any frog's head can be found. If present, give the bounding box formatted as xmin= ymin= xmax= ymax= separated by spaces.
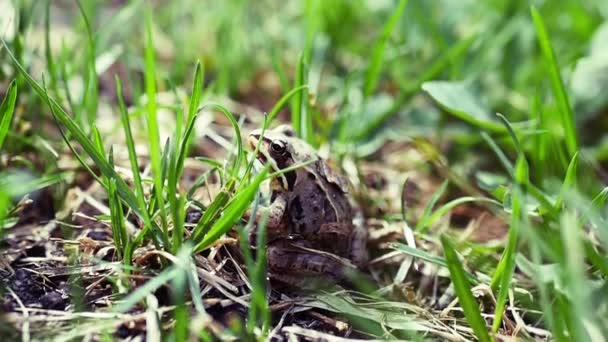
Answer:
xmin=249 ymin=124 xmax=317 ymax=189
xmin=248 ymin=124 xmax=298 ymax=169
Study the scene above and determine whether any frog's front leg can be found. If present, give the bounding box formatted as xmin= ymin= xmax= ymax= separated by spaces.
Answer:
xmin=248 ymin=192 xmax=289 ymax=245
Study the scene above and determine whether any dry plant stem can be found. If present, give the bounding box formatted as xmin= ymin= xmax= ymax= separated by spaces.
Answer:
xmin=8 ymin=287 xmax=31 ymax=342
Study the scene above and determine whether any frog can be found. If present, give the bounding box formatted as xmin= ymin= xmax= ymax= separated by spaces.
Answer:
xmin=247 ymin=124 xmax=368 ymax=286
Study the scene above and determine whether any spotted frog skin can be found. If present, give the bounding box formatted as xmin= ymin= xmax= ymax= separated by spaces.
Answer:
xmin=248 ymin=125 xmax=368 ymax=286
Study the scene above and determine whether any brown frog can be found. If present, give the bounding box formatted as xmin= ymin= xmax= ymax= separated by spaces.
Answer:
xmin=248 ymin=125 xmax=368 ymax=287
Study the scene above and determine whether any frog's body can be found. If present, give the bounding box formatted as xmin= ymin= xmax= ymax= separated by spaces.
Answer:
xmin=248 ymin=125 xmax=368 ymax=286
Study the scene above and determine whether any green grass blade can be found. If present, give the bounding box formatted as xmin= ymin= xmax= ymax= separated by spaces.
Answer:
xmin=144 ymin=6 xmax=169 ymax=249
xmin=440 ymin=235 xmax=492 ymax=342
xmin=190 ymin=182 xmax=233 ymax=244
xmin=242 ymin=116 xmax=269 ymax=190
xmin=115 ymin=266 xmax=182 ymax=313
xmin=198 ymin=103 xmax=243 ymax=177
xmin=496 ymin=113 xmax=522 ymax=156
xmin=0 ymin=80 xmax=17 ymax=150
xmin=267 ymin=85 xmax=309 ymax=124
xmin=0 ymin=190 xmax=8 ymax=238
xmin=252 ymin=211 xmax=270 ymax=335
xmin=0 ymin=172 xmax=70 ymax=198
xmin=292 ymin=53 xmax=310 ymax=141
xmin=392 ymin=242 xmax=477 ymax=283
xmin=415 ymin=180 xmax=448 ymax=232
xmin=171 ymin=247 xmax=192 ymax=341
xmin=108 ymin=178 xmax=126 ymax=259
xmin=271 ymin=47 xmax=290 ymax=94
xmin=44 ymin=0 xmax=58 ymax=90
xmin=518 ymin=218 xmax=558 ymax=339
xmin=418 ymin=196 xmax=501 ymax=232
xmin=480 ymin=132 xmax=514 ymax=176
xmin=43 ymin=75 xmax=104 ymax=188
xmin=242 ymin=208 xmax=270 ymax=336
xmin=584 ymin=240 xmax=608 ymax=277
xmin=175 ymin=61 xmax=204 ymax=181
xmin=76 ymin=0 xmax=98 ymax=132
xmin=195 ymin=157 xmax=224 ymax=170
xmin=554 ymin=151 xmax=578 ymax=210
xmin=58 ymin=40 xmax=79 ymax=125
xmin=167 ymin=141 xmax=181 ymax=252
xmin=194 ymin=165 xmax=269 ymax=253
xmin=491 ymin=156 xmax=527 ymax=332
xmin=530 ymin=6 xmax=578 ymax=158
xmin=363 ymin=0 xmax=408 ymax=98
xmin=115 ymin=76 xmax=158 ymax=246
xmin=91 ymin=125 xmax=105 ymax=158
xmin=303 ymin=0 xmax=320 ymax=61
xmin=560 ymin=212 xmax=595 ymax=341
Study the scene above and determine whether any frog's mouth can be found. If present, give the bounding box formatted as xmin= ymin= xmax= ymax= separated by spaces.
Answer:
xmin=248 ymin=135 xmax=270 ymax=166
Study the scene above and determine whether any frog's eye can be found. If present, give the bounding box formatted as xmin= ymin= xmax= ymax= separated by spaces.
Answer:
xmin=270 ymin=139 xmax=287 ymax=156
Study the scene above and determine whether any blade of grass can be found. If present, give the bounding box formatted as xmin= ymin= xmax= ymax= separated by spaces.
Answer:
xmin=303 ymin=0 xmax=320 ymax=62
xmin=267 ymin=85 xmax=309 ymax=124
xmin=496 ymin=113 xmax=522 ymax=156
xmin=108 ymin=178 xmax=127 ymax=259
xmin=242 ymin=116 xmax=269 ymax=188
xmin=0 ymin=191 xmax=8 ymax=238
xmin=560 ymin=212 xmax=596 ymax=341
xmin=47 ymin=84 xmax=103 ymax=187
xmin=0 ymin=80 xmax=17 ymax=150
xmin=481 ymin=132 xmax=514 ymax=176
xmin=175 ymin=61 xmax=204 ymax=181
xmin=554 ymin=152 xmax=578 ymax=210
xmin=251 ymin=210 xmax=270 ymax=336
xmin=115 ymin=266 xmax=182 ymax=313
xmin=418 ymin=196 xmax=501 ymax=232
xmin=194 ymin=165 xmax=269 ymax=253
xmin=58 ymin=40 xmax=79 ymax=125
xmin=144 ymin=7 xmax=169 ymax=249
xmin=198 ymin=103 xmax=243 ymax=178
xmin=116 ymin=76 xmax=159 ymax=247
xmin=530 ymin=6 xmax=577 ymax=158
xmin=415 ymin=180 xmax=448 ymax=232
xmin=0 ymin=172 xmax=70 ymax=197
xmin=440 ymin=235 xmax=492 ymax=342
xmin=167 ymin=138 xmax=183 ymax=252
xmin=190 ymin=179 xmax=234 ymax=244
xmin=270 ymin=47 xmax=290 ymax=94
xmin=76 ymin=0 xmax=98 ymax=132
xmin=363 ymin=0 xmax=408 ymax=98
xmin=495 ymin=112 xmax=560 ymax=219
xmin=391 ymin=242 xmax=477 ymax=283
xmin=239 ymin=199 xmax=270 ymax=336
xmin=170 ymin=246 xmax=193 ymax=342
xmin=44 ymin=0 xmax=58 ymax=90
xmin=292 ymin=53 xmax=311 ymax=142
xmin=518 ymin=218 xmax=558 ymax=339
xmin=584 ymin=240 xmax=608 ymax=277
xmin=491 ymin=155 xmax=527 ymax=332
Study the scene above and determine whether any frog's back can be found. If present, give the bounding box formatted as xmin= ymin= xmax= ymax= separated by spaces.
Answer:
xmin=287 ymin=169 xmax=352 ymax=236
